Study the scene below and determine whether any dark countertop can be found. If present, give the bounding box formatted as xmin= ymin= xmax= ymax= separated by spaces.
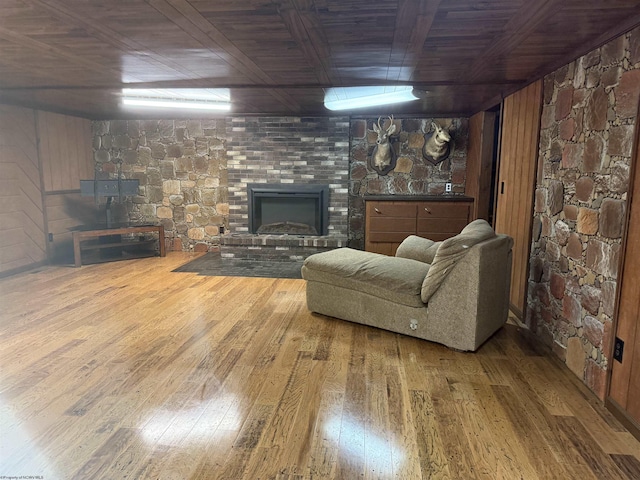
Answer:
xmin=362 ymin=195 xmax=474 ymax=202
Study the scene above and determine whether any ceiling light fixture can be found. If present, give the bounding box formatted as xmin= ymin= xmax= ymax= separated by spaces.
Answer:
xmin=121 ymin=88 xmax=231 ymax=112
xmin=324 ymin=85 xmax=419 ymax=111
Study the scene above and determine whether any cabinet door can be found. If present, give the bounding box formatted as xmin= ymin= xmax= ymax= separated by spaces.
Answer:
xmin=365 ymin=201 xmax=417 ymax=255
xmin=416 ymin=202 xmax=471 ymax=241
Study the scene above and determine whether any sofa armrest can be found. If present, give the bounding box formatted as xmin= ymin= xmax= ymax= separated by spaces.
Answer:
xmin=395 ymin=235 xmax=441 ymax=264
xmin=425 ymin=234 xmax=513 ymax=351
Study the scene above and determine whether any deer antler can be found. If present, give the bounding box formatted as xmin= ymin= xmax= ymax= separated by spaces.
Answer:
xmin=386 ymin=115 xmax=397 ymax=135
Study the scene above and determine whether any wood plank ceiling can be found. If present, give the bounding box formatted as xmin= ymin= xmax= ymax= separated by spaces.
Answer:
xmin=0 ymin=0 xmax=639 ymax=119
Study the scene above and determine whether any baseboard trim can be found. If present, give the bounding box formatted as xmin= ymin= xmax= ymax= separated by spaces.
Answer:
xmin=0 ymin=260 xmax=49 ymax=279
xmin=605 ymin=397 xmax=640 ymax=441
xmin=509 ymin=303 xmax=523 ymax=320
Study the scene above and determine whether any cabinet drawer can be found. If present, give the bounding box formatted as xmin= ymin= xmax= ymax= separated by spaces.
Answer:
xmin=367 ymin=201 xmax=417 ymax=218
xmin=417 ymin=202 xmax=470 ymax=219
xmin=367 ymin=217 xmax=415 ymax=243
xmin=369 ymin=216 xmax=416 ymax=232
xmin=417 ymin=217 xmax=469 ymax=238
xmin=367 ymin=231 xmax=413 ymax=243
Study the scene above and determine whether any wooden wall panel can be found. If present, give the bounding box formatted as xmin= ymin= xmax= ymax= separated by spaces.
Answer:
xmin=37 ymin=111 xmax=96 ymax=262
xmin=38 ymin=110 xmax=93 ymax=192
xmin=494 ymin=80 xmax=543 ymax=316
xmin=0 ymin=105 xmax=47 ymax=275
xmin=0 ymin=107 xmax=94 ymax=273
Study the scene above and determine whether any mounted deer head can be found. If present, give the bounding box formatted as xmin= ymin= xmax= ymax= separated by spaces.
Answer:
xmin=371 ymin=116 xmax=397 ymax=174
xmin=422 ymin=120 xmax=451 ymax=165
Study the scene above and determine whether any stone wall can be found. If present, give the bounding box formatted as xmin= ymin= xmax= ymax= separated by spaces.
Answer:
xmin=92 ymin=115 xmax=469 ymax=253
xmin=527 ymin=27 xmax=640 ymax=399
xmin=92 ymin=116 xmax=350 ymax=252
xmin=93 ymin=119 xmax=227 ymax=252
xmin=348 ymin=117 xmax=469 ymax=248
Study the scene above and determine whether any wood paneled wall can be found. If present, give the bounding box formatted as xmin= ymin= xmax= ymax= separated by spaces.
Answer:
xmin=0 ymin=106 xmax=94 ymax=274
xmin=0 ymin=105 xmax=47 ymax=275
xmin=494 ymin=80 xmax=543 ymax=316
xmin=38 ymin=111 xmax=93 ymax=192
xmin=37 ymin=111 xmax=95 ymax=262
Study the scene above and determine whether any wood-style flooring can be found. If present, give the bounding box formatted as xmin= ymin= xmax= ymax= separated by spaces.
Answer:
xmin=1 ymin=253 xmax=639 ymax=480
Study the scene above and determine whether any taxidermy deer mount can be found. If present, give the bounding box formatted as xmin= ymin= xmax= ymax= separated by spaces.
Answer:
xmin=370 ymin=116 xmax=398 ymax=175
xmin=422 ymin=120 xmax=452 ymax=165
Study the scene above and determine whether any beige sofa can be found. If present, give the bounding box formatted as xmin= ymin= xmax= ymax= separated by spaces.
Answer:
xmin=301 ymin=220 xmax=513 ymax=351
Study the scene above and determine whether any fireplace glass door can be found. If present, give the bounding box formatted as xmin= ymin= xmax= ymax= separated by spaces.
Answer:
xmin=248 ymin=184 xmax=329 ymax=235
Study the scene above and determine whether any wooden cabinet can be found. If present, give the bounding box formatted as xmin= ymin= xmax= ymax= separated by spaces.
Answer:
xmin=365 ymin=198 xmax=472 ymax=255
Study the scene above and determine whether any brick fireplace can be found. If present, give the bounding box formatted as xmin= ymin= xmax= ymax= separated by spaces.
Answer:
xmin=222 ymin=116 xmax=350 ymax=260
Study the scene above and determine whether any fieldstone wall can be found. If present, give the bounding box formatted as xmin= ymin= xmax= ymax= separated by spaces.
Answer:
xmin=348 ymin=117 xmax=468 ymax=248
xmin=92 ymin=116 xmax=350 ymax=253
xmin=527 ymin=27 xmax=640 ymax=399
xmin=92 ymin=119 xmax=227 ymax=252
xmin=92 ymin=116 xmax=471 ymax=253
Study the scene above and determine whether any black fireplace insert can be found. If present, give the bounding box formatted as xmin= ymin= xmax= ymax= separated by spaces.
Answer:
xmin=247 ymin=184 xmax=329 ymax=235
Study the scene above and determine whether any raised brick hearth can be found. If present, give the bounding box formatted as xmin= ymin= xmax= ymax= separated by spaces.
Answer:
xmin=219 ymin=233 xmax=346 ymax=261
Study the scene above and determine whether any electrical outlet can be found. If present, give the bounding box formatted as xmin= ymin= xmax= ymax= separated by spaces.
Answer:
xmin=445 ymin=183 xmax=452 ymax=192
xmin=48 ymin=233 xmax=53 ymax=242
xmin=614 ymin=337 xmax=624 ymax=363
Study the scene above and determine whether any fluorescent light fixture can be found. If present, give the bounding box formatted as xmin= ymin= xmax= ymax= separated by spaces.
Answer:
xmin=122 ymin=98 xmax=230 ymax=111
xmin=324 ymin=85 xmax=418 ymax=111
xmin=121 ymin=88 xmax=231 ymax=111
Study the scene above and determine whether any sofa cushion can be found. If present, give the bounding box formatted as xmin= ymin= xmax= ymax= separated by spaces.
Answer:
xmin=421 ymin=219 xmax=496 ymax=302
xmin=302 ymin=248 xmax=429 ymax=308
xmin=395 ymin=235 xmax=442 ymax=264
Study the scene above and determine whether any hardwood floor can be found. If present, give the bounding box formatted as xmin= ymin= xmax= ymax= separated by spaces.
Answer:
xmin=1 ymin=252 xmax=639 ymax=479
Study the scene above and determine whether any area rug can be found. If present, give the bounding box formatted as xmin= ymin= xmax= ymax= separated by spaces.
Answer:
xmin=173 ymin=253 xmax=303 ymax=279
